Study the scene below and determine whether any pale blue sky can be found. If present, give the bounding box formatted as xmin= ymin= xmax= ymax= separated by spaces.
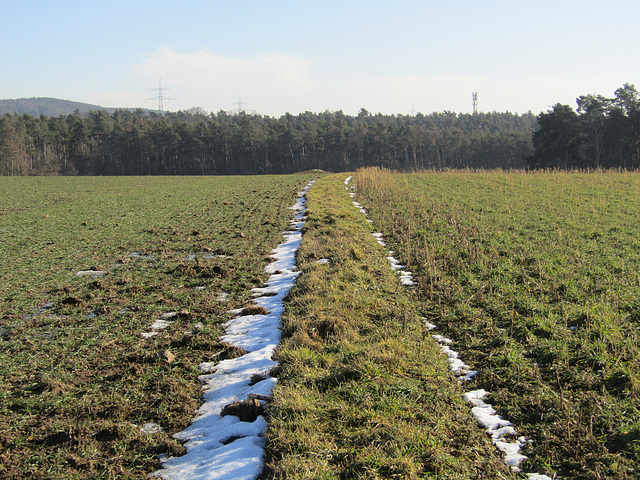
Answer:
xmin=2 ymin=0 xmax=638 ymax=115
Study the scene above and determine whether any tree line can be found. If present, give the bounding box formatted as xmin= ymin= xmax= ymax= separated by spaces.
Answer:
xmin=529 ymin=83 xmax=640 ymax=170
xmin=3 ymin=83 xmax=639 ymax=176
xmin=0 ymin=107 xmax=537 ymax=175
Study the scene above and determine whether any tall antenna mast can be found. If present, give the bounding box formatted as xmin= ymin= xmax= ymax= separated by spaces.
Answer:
xmin=148 ymin=78 xmax=176 ymax=114
xmin=472 ymin=92 xmax=478 ymax=115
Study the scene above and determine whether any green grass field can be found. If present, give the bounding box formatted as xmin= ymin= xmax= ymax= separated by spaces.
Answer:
xmin=353 ymin=168 xmax=640 ymax=479
xmin=0 ymin=174 xmax=316 ymax=479
xmin=2 ymin=170 xmax=639 ymax=479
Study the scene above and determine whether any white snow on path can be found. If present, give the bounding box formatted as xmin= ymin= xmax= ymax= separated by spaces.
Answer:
xmin=153 ymin=181 xmax=314 ymax=480
xmin=343 ymin=176 xmax=552 ymax=480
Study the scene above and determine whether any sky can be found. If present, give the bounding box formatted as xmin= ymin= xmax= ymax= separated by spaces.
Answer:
xmin=2 ymin=0 xmax=639 ymax=116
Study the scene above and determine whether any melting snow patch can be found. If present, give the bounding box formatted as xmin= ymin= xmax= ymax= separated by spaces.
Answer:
xmin=459 ymin=370 xmax=479 ymax=382
xmin=75 ymin=269 xmax=106 ymax=277
xmin=424 ymin=320 xmax=437 ymax=331
xmin=464 ymin=389 xmax=530 ymax=470
xmin=150 ymin=319 xmax=172 ymax=330
xmin=431 ymin=334 xmax=452 ymax=344
xmin=352 ymin=201 xmax=367 ymax=215
xmin=432 ymin=336 xmax=476 ymax=381
xmin=141 ymin=312 xmax=180 ymax=338
xmin=387 ymin=256 xmax=402 ymax=270
xmin=141 ymin=422 xmax=164 ymax=434
xmin=216 ymin=292 xmax=230 ymax=302
xmin=399 ymin=272 xmax=415 ymax=286
xmin=129 ymin=252 xmax=155 ymax=260
xmin=372 ymin=232 xmax=386 ymax=246
xmin=154 ymin=181 xmax=314 ymax=480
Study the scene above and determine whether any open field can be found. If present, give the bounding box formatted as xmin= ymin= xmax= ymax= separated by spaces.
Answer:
xmin=0 ymin=174 xmax=317 ymax=479
xmin=353 ymin=168 xmax=640 ymax=479
xmin=3 ymin=170 xmax=639 ymax=479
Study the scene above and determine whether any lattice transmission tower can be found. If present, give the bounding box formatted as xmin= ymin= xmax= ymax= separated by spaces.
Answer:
xmin=472 ymin=92 xmax=478 ymax=115
xmin=148 ymin=78 xmax=176 ymax=114
xmin=234 ymin=96 xmax=248 ymax=113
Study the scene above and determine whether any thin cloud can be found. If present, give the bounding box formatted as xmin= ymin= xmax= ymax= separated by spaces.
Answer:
xmin=133 ymin=48 xmax=316 ymax=112
xmin=85 ymin=89 xmax=151 ymax=109
xmin=131 ymin=49 xmax=491 ymax=115
xmin=125 ymin=47 xmax=634 ymax=116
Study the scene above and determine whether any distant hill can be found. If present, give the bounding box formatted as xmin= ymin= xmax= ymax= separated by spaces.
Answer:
xmin=0 ymin=97 xmax=107 ymax=116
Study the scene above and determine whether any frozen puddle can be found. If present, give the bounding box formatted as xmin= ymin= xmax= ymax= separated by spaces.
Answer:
xmin=344 ymin=176 xmax=551 ymax=479
xmin=154 ymin=181 xmax=313 ymax=480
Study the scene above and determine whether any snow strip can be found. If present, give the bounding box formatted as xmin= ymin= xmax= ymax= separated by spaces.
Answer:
xmin=464 ymin=390 xmax=528 ymax=468
xmin=154 ymin=181 xmax=314 ymax=480
xmin=343 ymin=176 xmax=552 ymax=479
